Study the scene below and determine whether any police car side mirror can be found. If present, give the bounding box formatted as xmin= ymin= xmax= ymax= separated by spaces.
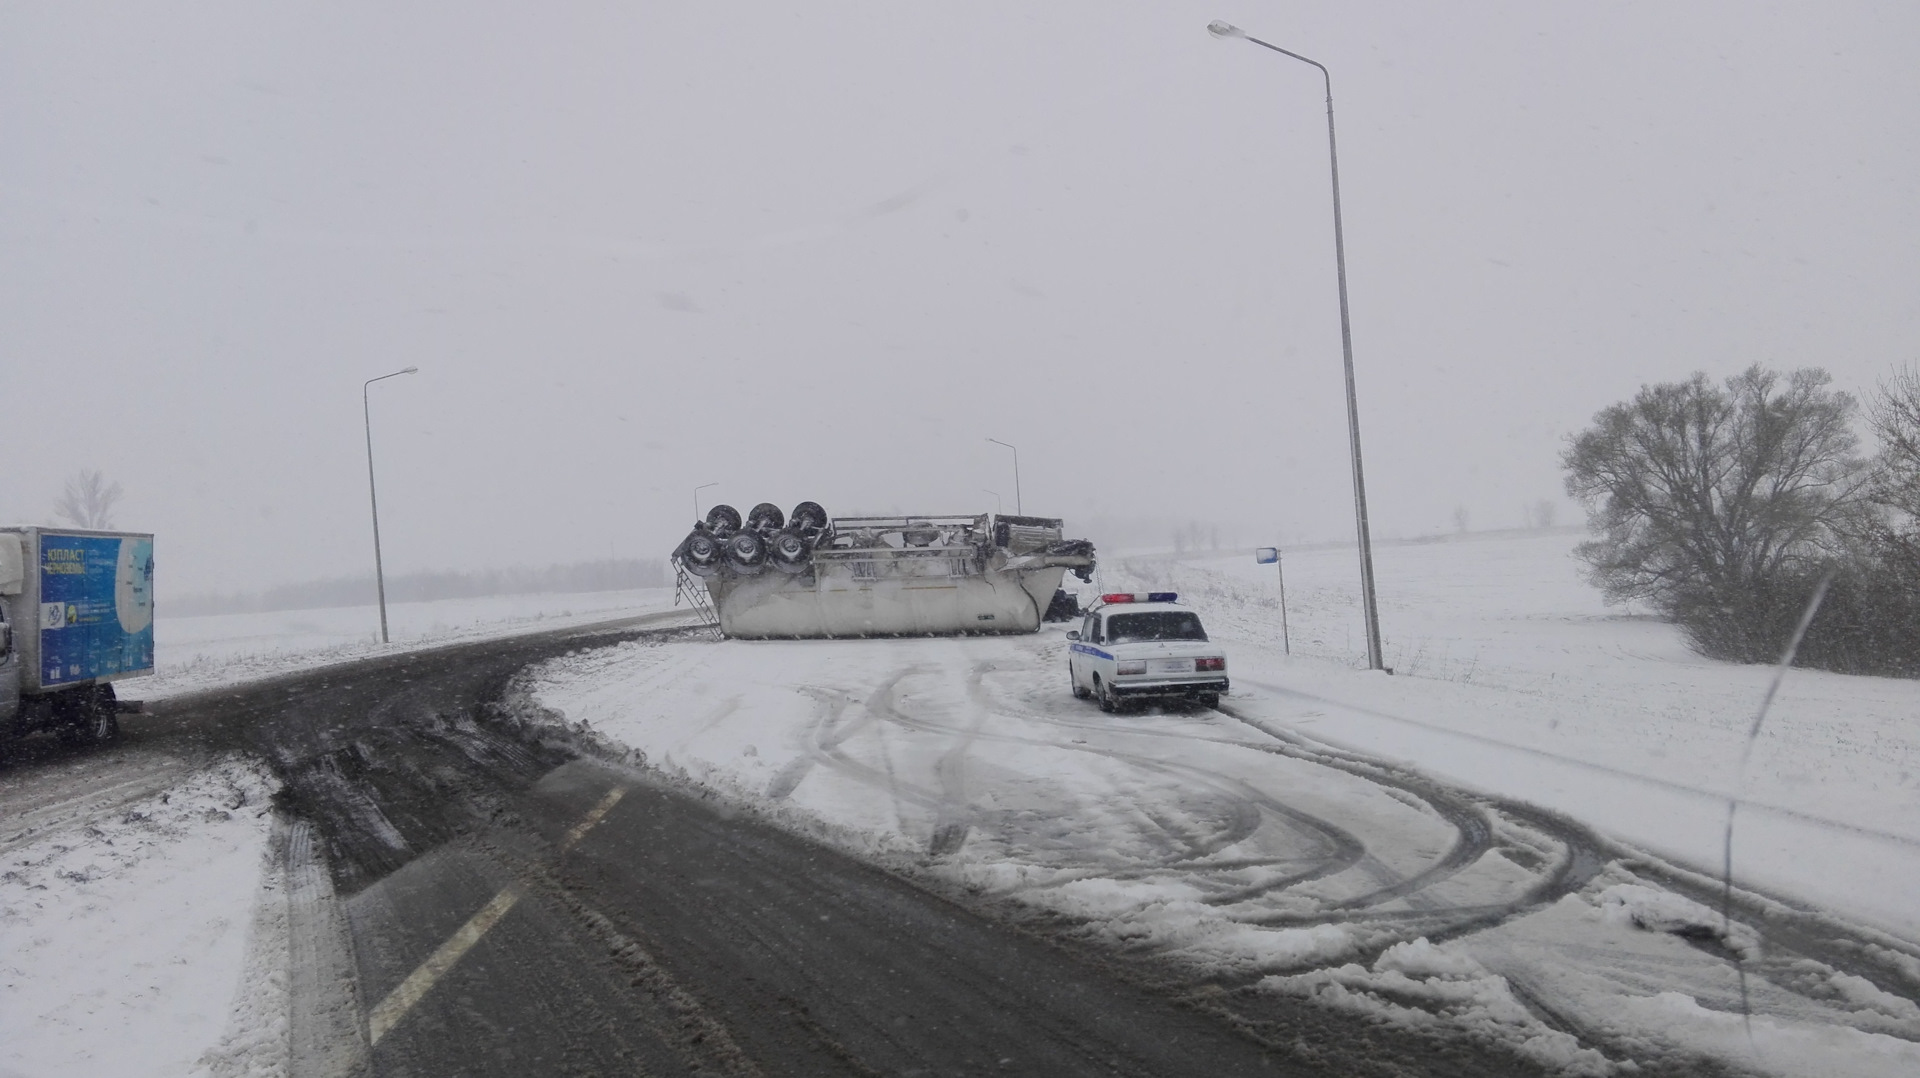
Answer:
xmin=1065 ymin=630 xmax=1080 ymax=641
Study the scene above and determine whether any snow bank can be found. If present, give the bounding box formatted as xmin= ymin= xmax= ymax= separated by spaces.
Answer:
xmin=1262 ymin=938 xmax=1617 ymax=1077
xmin=1595 ymin=883 xmax=1760 ymax=959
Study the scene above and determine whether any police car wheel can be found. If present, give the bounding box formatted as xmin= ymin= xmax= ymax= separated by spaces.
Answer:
xmin=1095 ymin=676 xmax=1117 ymax=713
xmin=1198 ymin=692 xmax=1221 ymax=709
xmin=1070 ymin=664 xmax=1091 ymax=699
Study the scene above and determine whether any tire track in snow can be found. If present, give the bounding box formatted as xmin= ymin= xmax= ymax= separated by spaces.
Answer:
xmin=765 ymin=691 xmax=844 ymax=801
xmin=673 ymin=695 xmax=743 ymax=757
xmin=773 ymin=672 xmax=957 ymax=833
xmin=883 ymin=660 xmax=1315 ymax=873
xmin=964 ymin=644 xmax=1585 ymax=961
xmin=937 ymin=657 xmax=1367 ymax=892
xmin=0 ymin=751 xmax=203 ymax=858
xmin=927 ymin=661 xmax=990 ymax=858
xmin=1244 ymin=675 xmax=1920 ymax=854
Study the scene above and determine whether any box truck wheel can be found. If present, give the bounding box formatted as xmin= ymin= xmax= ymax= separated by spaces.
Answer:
xmin=54 ymin=685 xmax=119 ymax=746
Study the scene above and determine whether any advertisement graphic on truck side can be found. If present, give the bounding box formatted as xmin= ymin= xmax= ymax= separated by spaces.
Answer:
xmin=32 ymin=534 xmax=154 ymax=687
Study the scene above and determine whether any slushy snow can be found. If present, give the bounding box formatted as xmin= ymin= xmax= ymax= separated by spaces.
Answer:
xmin=526 ymin=529 xmax=1920 ymax=1075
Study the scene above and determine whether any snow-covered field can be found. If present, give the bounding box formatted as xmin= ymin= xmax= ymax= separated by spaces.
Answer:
xmin=526 ymin=530 xmax=1920 ymax=1076
xmin=2 ymin=587 xmax=684 ymax=1077
xmin=146 ymin=586 xmax=679 ymax=698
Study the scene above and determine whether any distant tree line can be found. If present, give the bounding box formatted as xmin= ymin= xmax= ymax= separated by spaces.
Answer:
xmin=1563 ymin=364 xmax=1920 ymax=677
xmin=1171 ymin=521 xmax=1225 ymax=555
xmin=168 ymin=558 xmax=670 ymax=617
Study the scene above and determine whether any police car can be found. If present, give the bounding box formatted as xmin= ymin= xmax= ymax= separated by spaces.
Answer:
xmin=1065 ymin=592 xmax=1227 ymax=711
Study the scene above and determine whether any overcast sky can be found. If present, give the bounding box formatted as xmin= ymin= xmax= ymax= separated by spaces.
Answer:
xmin=4 ymin=2 xmax=1915 ymax=594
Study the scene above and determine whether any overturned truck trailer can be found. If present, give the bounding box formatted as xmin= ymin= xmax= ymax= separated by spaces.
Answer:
xmin=672 ymin=502 xmax=1095 ymax=639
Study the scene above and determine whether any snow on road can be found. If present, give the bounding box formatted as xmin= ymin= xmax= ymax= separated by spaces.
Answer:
xmin=528 ymin=530 xmax=1920 ymax=1076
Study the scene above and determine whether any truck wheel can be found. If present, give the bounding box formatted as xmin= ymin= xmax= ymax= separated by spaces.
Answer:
xmin=55 ymin=686 xmax=119 ymax=746
xmin=746 ymin=502 xmax=785 ymax=531
xmin=1095 ymin=676 xmax=1117 ymax=713
xmin=1070 ymin=664 xmax=1091 ymax=700
xmin=88 ymin=684 xmax=120 ymax=744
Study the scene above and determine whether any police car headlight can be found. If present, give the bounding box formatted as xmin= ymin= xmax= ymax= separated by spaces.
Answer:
xmin=1115 ymin=660 xmax=1147 ymax=676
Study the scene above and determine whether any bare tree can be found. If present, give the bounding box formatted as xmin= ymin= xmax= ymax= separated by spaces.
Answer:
xmin=1562 ymin=366 xmax=1864 ymax=612
xmin=1866 ymin=365 xmax=1920 ymax=528
xmin=53 ymin=469 xmax=124 ymax=530
xmin=1851 ymin=364 xmax=1920 ymax=580
xmin=1522 ymin=498 xmax=1558 ymax=530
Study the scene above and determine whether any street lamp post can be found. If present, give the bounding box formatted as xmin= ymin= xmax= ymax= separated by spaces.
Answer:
xmin=1208 ymin=19 xmax=1386 ymax=671
xmin=363 ymin=366 xmax=418 ymax=644
xmin=693 ymin=481 xmax=719 ymax=521
xmin=986 ymin=438 xmax=1022 ymax=516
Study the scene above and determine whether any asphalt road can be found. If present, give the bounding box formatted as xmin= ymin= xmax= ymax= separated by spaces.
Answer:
xmin=4 ymin=618 xmax=1653 ymax=1077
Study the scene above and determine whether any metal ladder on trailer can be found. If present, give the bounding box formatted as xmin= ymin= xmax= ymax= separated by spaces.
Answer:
xmin=673 ymin=561 xmax=723 ymax=639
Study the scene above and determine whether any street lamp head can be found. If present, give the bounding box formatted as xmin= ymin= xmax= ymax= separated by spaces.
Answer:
xmin=400 ymin=366 xmax=419 ymax=374
xmin=1207 ymin=20 xmax=1246 ymax=40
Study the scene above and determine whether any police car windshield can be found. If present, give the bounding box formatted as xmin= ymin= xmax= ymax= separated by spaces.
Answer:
xmin=1106 ymin=611 xmax=1207 ymax=644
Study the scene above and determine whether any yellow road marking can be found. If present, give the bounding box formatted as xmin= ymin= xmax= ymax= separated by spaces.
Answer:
xmin=368 ymin=887 xmax=520 ymax=1044
xmin=561 ymin=786 xmax=626 ymax=853
xmin=365 ymin=785 xmax=627 ymax=1045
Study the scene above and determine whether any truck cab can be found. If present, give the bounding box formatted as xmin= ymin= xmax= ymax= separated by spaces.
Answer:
xmin=1066 ymin=592 xmax=1228 ymax=711
xmin=0 ymin=596 xmax=19 ymax=731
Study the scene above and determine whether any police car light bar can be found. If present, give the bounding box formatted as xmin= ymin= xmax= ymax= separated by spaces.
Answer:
xmin=1099 ymin=592 xmax=1178 ymax=604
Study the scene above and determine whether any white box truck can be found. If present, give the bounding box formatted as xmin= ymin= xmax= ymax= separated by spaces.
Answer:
xmin=0 ymin=527 xmax=153 ymax=748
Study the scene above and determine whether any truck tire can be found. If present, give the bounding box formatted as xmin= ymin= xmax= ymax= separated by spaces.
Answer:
xmin=725 ymin=530 xmax=768 ymax=574
xmin=769 ymin=530 xmax=812 ymax=573
xmin=680 ymin=531 xmax=725 ymax=577
xmin=54 ymin=685 xmax=118 ymax=746
xmin=789 ymin=501 xmax=828 ymax=532
xmin=705 ymin=504 xmax=743 ymax=533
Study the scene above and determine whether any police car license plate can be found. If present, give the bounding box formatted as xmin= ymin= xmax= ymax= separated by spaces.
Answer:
xmin=1149 ymin=658 xmax=1194 ymax=675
